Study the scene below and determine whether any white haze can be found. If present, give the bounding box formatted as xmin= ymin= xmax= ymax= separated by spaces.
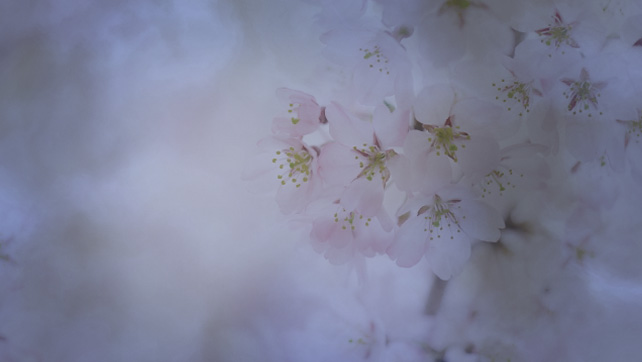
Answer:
xmin=1 ymin=1 xmax=642 ymax=362
xmin=0 ymin=1 xmax=366 ymax=360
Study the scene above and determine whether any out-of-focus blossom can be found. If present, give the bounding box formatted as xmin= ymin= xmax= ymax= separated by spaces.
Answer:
xmin=320 ymin=23 xmax=414 ymax=106
xmin=309 ymin=199 xmax=394 ymax=265
xmin=245 ymin=136 xmax=321 ymax=214
xmin=271 ymin=88 xmax=325 ymax=138
xmin=387 ymin=186 xmax=504 ymax=279
xmin=318 ymin=102 xmax=407 ymax=217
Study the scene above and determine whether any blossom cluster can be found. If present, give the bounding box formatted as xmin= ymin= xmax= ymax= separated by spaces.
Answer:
xmin=246 ymin=0 xmax=642 ymax=281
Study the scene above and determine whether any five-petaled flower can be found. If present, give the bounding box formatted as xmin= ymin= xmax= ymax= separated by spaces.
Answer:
xmin=387 ymin=188 xmax=504 ymax=280
xmin=561 ymin=68 xmax=606 ymax=116
xmin=535 ymin=10 xmax=579 ymax=49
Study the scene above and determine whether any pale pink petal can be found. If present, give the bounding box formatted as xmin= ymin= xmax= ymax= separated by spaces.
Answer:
xmin=426 ymin=232 xmax=472 ymax=280
xmin=413 ymin=85 xmax=455 ymax=126
xmin=272 ymin=88 xmax=322 ymax=137
xmin=310 ymin=217 xmax=352 ymax=249
xmin=340 ymin=177 xmax=384 ymax=217
xmin=275 ymin=175 xmax=318 ymax=214
xmin=318 ymin=141 xmax=361 ymax=186
xmin=565 ymin=121 xmax=601 ymax=163
xmin=456 ymin=135 xmax=501 ymax=181
xmin=457 ymin=200 xmax=505 ymax=242
xmin=387 ymin=216 xmax=427 ymax=267
xmin=325 ymin=102 xmax=372 ymax=146
xmin=372 ymin=104 xmax=409 ymax=148
xmin=391 ymin=130 xmax=452 ymax=193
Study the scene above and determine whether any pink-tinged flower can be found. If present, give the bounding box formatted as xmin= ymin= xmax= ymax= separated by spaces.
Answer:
xmin=244 ymin=136 xmax=321 ymax=215
xmin=318 ymin=102 xmax=408 ymax=217
xmin=320 ymin=24 xmax=413 ymax=106
xmin=470 ymin=142 xmax=550 ymax=213
xmin=515 ymin=4 xmax=608 ymax=57
xmin=412 ymin=86 xmax=469 ymax=162
xmin=319 ymin=141 xmax=397 ymax=218
xmin=451 ymin=58 xmax=547 ymax=137
xmin=271 ymin=88 xmax=324 ymax=138
xmin=535 ymin=10 xmax=579 ymax=49
xmin=387 ymin=187 xmax=505 ymax=279
xmin=560 ymin=68 xmax=606 ymax=116
xmin=492 ymin=74 xmax=543 ymax=115
xmin=387 ymin=130 xmax=453 ymax=195
xmin=309 ymin=200 xmax=394 ymax=265
xmin=421 ymin=117 xmax=471 ymax=163
xmin=411 ymin=85 xmax=501 ymax=179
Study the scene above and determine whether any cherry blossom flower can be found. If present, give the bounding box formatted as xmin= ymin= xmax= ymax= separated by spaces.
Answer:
xmin=411 ymin=85 xmax=501 ymax=180
xmin=245 ymin=136 xmax=322 ymax=215
xmin=271 ymin=88 xmax=325 ymax=138
xmin=309 ymin=199 xmax=394 ymax=265
xmin=470 ymin=142 xmax=550 ymax=213
xmin=493 ymin=77 xmax=542 ymax=113
xmin=320 ymin=23 xmax=413 ymax=106
xmin=450 ymin=57 xmax=549 ymax=137
xmin=412 ymin=86 xmax=471 ymax=162
xmin=535 ymin=10 xmax=580 ymax=49
xmin=387 ymin=187 xmax=505 ymax=279
xmin=318 ymin=102 xmax=408 ymax=217
xmin=555 ymin=53 xmax=640 ymax=163
xmin=514 ymin=5 xmax=606 ymax=57
xmin=387 ymin=129 xmax=454 ymax=195
xmin=560 ymin=68 xmax=606 ymax=117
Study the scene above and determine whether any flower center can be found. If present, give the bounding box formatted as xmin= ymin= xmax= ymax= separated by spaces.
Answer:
xmin=272 ymin=146 xmax=313 ymax=188
xmin=353 ymin=144 xmax=396 ymax=185
xmin=334 ymin=208 xmax=372 ymax=231
xmin=480 ymin=168 xmax=523 ymax=197
xmin=535 ymin=11 xmax=578 ymax=49
xmin=493 ymin=78 xmax=539 ymax=115
xmin=539 ymin=26 xmax=572 ymax=47
xmin=417 ymin=195 xmax=464 ymax=240
xmin=360 ymin=45 xmax=390 ymax=75
xmin=563 ymin=80 xmax=603 ymax=116
xmin=423 ymin=120 xmax=470 ymax=162
xmin=286 ymin=102 xmax=301 ymax=125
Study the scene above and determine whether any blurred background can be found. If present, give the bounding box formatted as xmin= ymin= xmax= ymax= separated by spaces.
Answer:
xmin=0 ymin=1 xmax=393 ymax=360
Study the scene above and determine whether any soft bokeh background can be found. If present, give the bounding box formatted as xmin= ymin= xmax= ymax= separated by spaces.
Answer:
xmin=0 ymin=1 xmax=387 ymax=360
